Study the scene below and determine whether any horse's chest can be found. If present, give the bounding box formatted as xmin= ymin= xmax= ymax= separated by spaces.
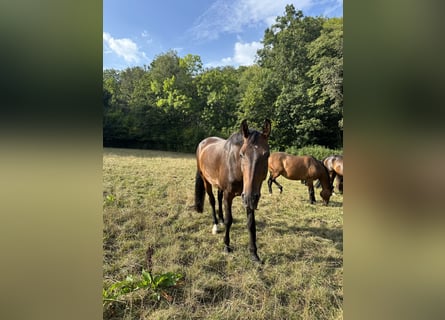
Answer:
xmin=221 ymin=174 xmax=243 ymax=195
xmin=228 ymin=181 xmax=243 ymax=195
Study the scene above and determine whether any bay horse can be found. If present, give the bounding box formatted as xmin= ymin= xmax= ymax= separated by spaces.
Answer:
xmin=267 ymin=152 xmax=332 ymax=205
xmin=322 ymin=155 xmax=343 ymax=194
xmin=194 ymin=119 xmax=271 ymax=263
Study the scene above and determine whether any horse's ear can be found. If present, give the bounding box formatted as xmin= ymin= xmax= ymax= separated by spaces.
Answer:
xmin=241 ymin=120 xmax=249 ymax=138
xmin=262 ymin=119 xmax=271 ymax=138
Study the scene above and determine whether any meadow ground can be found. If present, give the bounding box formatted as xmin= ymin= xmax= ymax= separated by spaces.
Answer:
xmin=103 ymin=148 xmax=343 ymax=319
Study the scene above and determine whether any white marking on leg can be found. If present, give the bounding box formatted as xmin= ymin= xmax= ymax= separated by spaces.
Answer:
xmin=212 ymin=224 xmax=218 ymax=234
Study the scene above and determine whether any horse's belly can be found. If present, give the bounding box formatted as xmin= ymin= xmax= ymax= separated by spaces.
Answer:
xmin=203 ymin=173 xmax=221 ymax=188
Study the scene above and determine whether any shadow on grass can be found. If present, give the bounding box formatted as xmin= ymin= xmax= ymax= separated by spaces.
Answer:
xmin=327 ymin=200 xmax=343 ymax=207
xmin=259 ymin=220 xmax=343 ymax=267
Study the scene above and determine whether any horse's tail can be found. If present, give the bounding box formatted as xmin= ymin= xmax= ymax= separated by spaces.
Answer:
xmin=194 ymin=170 xmax=205 ymax=213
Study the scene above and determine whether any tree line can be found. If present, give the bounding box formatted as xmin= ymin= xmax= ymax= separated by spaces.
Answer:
xmin=103 ymin=6 xmax=343 ymax=153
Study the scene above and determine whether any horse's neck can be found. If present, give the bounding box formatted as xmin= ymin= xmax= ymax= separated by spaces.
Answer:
xmin=224 ymin=145 xmax=243 ymax=180
xmin=319 ymin=167 xmax=332 ymax=190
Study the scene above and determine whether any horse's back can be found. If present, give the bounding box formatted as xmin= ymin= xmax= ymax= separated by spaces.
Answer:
xmin=197 ymin=137 xmax=225 ymax=160
xmin=270 ymin=153 xmax=316 ymax=180
xmin=323 ymin=155 xmax=343 ymax=175
xmin=197 ymin=136 xmax=224 ymax=152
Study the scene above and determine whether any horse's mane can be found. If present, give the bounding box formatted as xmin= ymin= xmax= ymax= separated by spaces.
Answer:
xmin=224 ymin=130 xmax=261 ymax=150
xmin=226 ymin=132 xmax=244 ymax=147
xmin=318 ymin=159 xmax=333 ymax=188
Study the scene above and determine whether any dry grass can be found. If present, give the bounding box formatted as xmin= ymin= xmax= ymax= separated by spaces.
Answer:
xmin=103 ymin=148 xmax=343 ymax=319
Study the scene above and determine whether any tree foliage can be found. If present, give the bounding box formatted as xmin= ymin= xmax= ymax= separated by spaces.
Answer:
xmin=103 ymin=8 xmax=343 ymax=153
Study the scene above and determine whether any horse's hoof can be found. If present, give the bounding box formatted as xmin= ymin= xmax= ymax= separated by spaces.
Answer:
xmin=251 ymin=254 xmax=263 ymax=264
xmin=224 ymin=246 xmax=232 ymax=253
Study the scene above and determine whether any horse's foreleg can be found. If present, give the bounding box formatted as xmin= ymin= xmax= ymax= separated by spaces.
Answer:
xmin=267 ymin=175 xmax=273 ymax=193
xmin=268 ymin=175 xmax=283 ymax=194
xmin=307 ymin=181 xmax=316 ymax=204
xmin=223 ymin=193 xmax=234 ymax=253
xmin=336 ymin=175 xmax=343 ymax=194
xmin=331 ymin=172 xmax=337 ymax=191
xmin=246 ymin=207 xmax=261 ymax=263
xmin=217 ymin=189 xmax=224 ymax=224
xmin=274 ymin=179 xmax=283 ymax=193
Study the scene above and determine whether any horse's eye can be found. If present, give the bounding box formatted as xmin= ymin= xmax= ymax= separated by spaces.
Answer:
xmin=239 ymin=152 xmax=244 ymax=158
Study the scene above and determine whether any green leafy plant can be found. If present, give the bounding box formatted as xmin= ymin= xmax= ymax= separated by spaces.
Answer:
xmin=103 ymin=269 xmax=183 ymax=305
xmin=103 ymin=194 xmax=116 ymax=206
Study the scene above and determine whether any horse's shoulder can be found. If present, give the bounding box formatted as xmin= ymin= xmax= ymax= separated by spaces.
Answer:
xmin=273 ymin=151 xmax=288 ymax=159
xmin=305 ymin=155 xmax=319 ymax=166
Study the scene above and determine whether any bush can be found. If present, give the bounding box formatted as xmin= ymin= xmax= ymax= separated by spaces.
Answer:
xmin=284 ymin=145 xmax=342 ymax=160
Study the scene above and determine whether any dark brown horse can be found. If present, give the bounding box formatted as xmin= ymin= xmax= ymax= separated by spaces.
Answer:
xmin=322 ymin=155 xmax=343 ymax=194
xmin=194 ymin=119 xmax=271 ymax=263
xmin=267 ymin=152 xmax=332 ymax=205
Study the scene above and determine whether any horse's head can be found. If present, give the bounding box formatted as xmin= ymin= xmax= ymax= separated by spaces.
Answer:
xmin=320 ymin=188 xmax=332 ymax=206
xmin=239 ymin=119 xmax=271 ymax=210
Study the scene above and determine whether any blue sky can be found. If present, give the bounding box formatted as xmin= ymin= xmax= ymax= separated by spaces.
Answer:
xmin=103 ymin=0 xmax=342 ymax=70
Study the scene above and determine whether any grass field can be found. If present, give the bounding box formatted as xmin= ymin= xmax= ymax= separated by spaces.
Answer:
xmin=103 ymin=148 xmax=343 ymax=319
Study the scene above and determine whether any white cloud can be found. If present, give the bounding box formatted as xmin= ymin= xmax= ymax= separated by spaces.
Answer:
xmin=103 ymin=32 xmax=147 ymax=64
xmin=207 ymin=40 xmax=263 ymax=68
xmin=141 ymin=30 xmax=153 ymax=44
xmin=232 ymin=41 xmax=262 ymax=65
xmin=190 ymin=0 xmax=314 ymax=40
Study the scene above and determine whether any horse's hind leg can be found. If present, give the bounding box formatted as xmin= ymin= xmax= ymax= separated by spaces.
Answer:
xmin=204 ymin=183 xmax=219 ymax=234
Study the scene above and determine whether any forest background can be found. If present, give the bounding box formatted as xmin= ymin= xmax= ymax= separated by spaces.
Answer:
xmin=103 ymin=6 xmax=343 ymax=153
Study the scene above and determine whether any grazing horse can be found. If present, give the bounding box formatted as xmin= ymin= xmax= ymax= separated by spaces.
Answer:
xmin=322 ymin=155 xmax=343 ymax=194
xmin=267 ymin=152 xmax=332 ymax=205
xmin=194 ymin=119 xmax=271 ymax=263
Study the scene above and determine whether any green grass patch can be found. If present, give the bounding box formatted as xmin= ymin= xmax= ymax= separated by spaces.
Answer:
xmin=103 ymin=148 xmax=343 ymax=319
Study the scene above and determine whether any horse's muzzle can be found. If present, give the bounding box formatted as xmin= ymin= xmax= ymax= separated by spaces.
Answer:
xmin=241 ymin=193 xmax=260 ymax=210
